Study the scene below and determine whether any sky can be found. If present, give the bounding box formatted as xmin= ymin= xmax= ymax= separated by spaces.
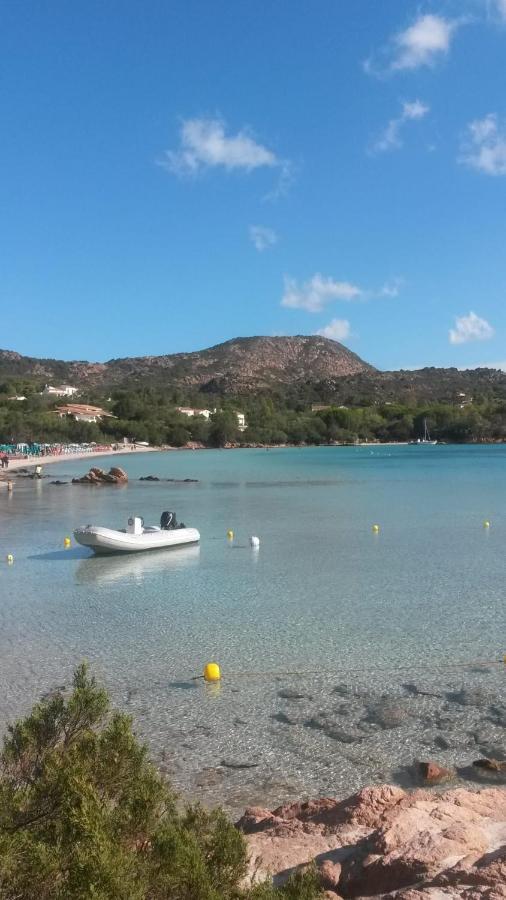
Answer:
xmin=2 ymin=0 xmax=506 ymax=370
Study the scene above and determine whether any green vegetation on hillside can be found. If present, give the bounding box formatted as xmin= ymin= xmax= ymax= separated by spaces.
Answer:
xmin=1 ymin=379 xmax=506 ymax=447
xmin=0 ymin=663 xmax=321 ymax=899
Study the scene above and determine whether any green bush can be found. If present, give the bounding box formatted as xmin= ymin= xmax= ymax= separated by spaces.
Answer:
xmin=0 ymin=665 xmax=322 ymax=900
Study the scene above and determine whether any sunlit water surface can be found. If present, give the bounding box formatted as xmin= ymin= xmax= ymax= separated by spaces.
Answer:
xmin=1 ymin=446 xmax=505 ymax=814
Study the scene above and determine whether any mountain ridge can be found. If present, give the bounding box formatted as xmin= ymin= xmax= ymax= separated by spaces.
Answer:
xmin=0 ymin=335 xmax=374 ymax=390
xmin=1 ymin=335 xmax=506 ymax=404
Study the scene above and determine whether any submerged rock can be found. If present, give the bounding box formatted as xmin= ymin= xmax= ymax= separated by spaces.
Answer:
xmin=278 ymin=688 xmax=313 ymax=700
xmin=364 ymin=701 xmax=410 ymax=729
xmin=473 ymin=757 xmax=506 ymax=773
xmin=139 ymin=475 xmax=160 ymax=481
xmin=221 ymin=758 xmax=259 ymax=769
xmin=445 ymin=687 xmax=495 ymax=707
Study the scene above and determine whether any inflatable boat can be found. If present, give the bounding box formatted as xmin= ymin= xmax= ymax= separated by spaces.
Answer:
xmin=74 ymin=511 xmax=200 ymax=555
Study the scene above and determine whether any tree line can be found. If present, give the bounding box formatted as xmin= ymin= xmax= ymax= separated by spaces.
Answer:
xmin=1 ymin=379 xmax=506 ymax=447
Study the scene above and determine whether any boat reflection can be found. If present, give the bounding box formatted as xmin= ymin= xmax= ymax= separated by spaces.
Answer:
xmin=75 ymin=544 xmax=200 ymax=585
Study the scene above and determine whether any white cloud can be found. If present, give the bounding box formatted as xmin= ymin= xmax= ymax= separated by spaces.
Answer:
xmin=365 ymin=14 xmax=458 ymax=74
xmin=249 ymin=225 xmax=278 ymax=252
xmin=281 ymin=273 xmax=403 ymax=312
xmin=460 ymin=113 xmax=506 ymax=176
xmin=281 ymin=274 xmax=362 ymax=312
xmin=373 ymin=100 xmax=430 ymax=153
xmin=449 ymin=311 xmax=495 ymax=344
xmin=379 ymin=277 xmax=404 ymax=297
xmin=315 ymin=319 xmax=351 ymax=342
xmin=161 ymin=118 xmax=279 ymax=175
xmin=488 ymin=0 xmax=506 ymax=22
xmin=392 ymin=14 xmax=457 ymax=70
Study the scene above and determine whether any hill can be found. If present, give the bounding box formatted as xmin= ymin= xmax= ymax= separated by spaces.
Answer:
xmin=0 ymin=336 xmax=374 ymax=391
xmin=1 ymin=337 xmax=506 ymax=406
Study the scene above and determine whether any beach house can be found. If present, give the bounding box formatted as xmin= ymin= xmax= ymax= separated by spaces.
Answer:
xmin=56 ymin=404 xmax=115 ymax=424
xmin=43 ymin=384 xmax=79 ymax=398
xmin=176 ymin=407 xmax=213 ymax=419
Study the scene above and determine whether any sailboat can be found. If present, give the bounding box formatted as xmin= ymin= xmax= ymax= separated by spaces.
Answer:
xmin=409 ymin=419 xmax=437 ymax=445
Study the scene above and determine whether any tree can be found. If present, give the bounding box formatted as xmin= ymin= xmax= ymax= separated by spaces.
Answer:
xmin=0 ymin=664 xmax=322 ymax=900
xmin=209 ymin=410 xmax=239 ymax=447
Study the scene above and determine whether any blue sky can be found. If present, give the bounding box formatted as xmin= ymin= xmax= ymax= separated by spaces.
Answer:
xmin=2 ymin=0 xmax=506 ymax=370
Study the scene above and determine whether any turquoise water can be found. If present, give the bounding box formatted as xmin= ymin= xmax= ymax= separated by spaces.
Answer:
xmin=1 ymin=446 xmax=505 ymax=813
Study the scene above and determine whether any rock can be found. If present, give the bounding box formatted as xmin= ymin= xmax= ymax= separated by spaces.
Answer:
xmin=416 ymin=760 xmax=455 ymax=784
xmin=194 ymin=767 xmax=224 ymax=788
xmin=446 ymin=687 xmax=494 ymax=707
xmin=473 ymin=758 xmax=506 ymax=773
xmin=72 ymin=466 xmax=128 ymax=485
xmin=433 ymin=734 xmax=451 ymax=750
xmin=318 ymin=859 xmax=342 ymax=891
xmin=49 ymin=480 xmax=68 ymax=485
xmin=325 ymin=727 xmax=365 ymax=744
xmin=365 ymin=701 xmax=410 ymax=729
xmin=488 ymin=704 xmax=506 ymax=727
xmin=278 ymin=688 xmax=312 ymax=700
xmin=220 ymin=759 xmax=259 ymax=769
xmin=402 ymin=683 xmax=442 ymax=699
xmin=432 ymin=843 xmax=506 ymax=894
xmin=271 ymin=711 xmax=298 ymax=725
xmin=241 ymin=785 xmax=506 ymax=896
xmin=140 ymin=475 xmax=160 ymax=481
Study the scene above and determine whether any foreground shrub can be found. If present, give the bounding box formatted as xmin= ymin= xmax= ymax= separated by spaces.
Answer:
xmin=0 ymin=664 xmax=321 ymax=899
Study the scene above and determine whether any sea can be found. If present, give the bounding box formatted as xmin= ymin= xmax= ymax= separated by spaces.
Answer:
xmin=1 ymin=445 xmax=505 ymax=814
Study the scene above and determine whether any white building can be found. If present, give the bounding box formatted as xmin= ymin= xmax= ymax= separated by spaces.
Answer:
xmin=176 ymin=407 xmax=213 ymax=419
xmin=236 ymin=411 xmax=247 ymax=431
xmin=43 ymin=384 xmax=79 ymax=398
xmin=56 ymin=404 xmax=114 ymax=424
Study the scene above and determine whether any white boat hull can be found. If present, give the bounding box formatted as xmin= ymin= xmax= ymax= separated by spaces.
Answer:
xmin=74 ymin=525 xmax=200 ymax=555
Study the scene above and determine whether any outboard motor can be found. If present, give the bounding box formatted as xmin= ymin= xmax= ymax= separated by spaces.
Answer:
xmin=160 ymin=511 xmax=177 ymax=530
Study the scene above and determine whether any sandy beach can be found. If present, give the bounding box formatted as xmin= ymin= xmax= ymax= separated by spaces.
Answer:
xmin=0 ymin=445 xmax=157 ymax=476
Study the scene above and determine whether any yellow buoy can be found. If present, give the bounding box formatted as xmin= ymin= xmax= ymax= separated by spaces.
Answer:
xmin=6 ymin=554 xmax=13 ymax=564
xmin=203 ymin=662 xmax=221 ymax=682
xmin=64 ymin=537 xmax=71 ymax=548
xmin=483 ymin=520 xmax=490 ymax=528
xmin=227 ymin=529 xmax=234 ymax=540
xmin=372 ymin=524 xmax=380 ymax=533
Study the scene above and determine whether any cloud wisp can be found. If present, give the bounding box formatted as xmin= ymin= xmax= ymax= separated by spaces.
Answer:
xmin=161 ymin=117 xmax=280 ymax=175
xmin=315 ymin=319 xmax=352 ymax=342
xmin=281 ymin=273 xmax=402 ymax=312
xmin=460 ymin=113 xmax=506 ymax=175
xmin=249 ymin=225 xmax=278 ymax=252
xmin=365 ymin=14 xmax=459 ymax=75
xmin=281 ymin=274 xmax=362 ymax=313
xmin=449 ymin=311 xmax=495 ymax=344
xmin=372 ymin=100 xmax=430 ymax=153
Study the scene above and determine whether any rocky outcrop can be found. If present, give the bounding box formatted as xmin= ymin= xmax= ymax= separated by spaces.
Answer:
xmin=238 ymin=785 xmax=506 ymax=898
xmin=72 ymin=466 xmax=128 ymax=484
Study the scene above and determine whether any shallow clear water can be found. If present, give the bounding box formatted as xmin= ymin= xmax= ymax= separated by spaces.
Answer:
xmin=1 ymin=445 xmax=505 ymax=814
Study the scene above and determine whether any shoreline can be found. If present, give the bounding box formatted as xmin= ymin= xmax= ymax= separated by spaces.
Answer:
xmin=0 ymin=445 xmax=158 ymax=475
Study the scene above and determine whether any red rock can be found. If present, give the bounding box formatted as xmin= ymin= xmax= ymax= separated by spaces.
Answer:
xmin=318 ymin=858 xmax=341 ymax=890
xmin=417 ymin=760 xmax=455 ymax=784
xmin=242 ymin=785 xmax=506 ymax=896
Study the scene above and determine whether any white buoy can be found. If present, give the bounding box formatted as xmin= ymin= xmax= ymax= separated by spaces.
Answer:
xmin=250 ymin=535 xmax=260 ymax=549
